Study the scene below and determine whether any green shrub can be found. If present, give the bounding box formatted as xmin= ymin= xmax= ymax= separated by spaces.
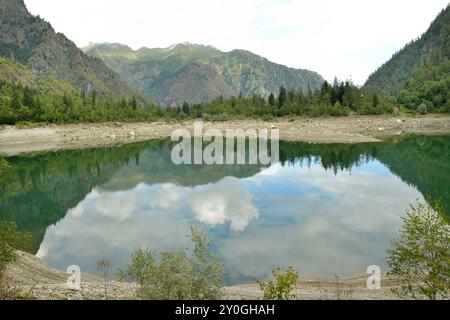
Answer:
xmin=0 ymin=222 xmax=17 ymax=278
xmin=257 ymin=266 xmax=299 ymax=300
xmin=330 ymin=102 xmax=350 ymax=116
xmin=261 ymin=114 xmax=274 ymax=122
xmin=387 ymin=200 xmax=449 ymax=300
xmin=0 ymin=154 xmax=9 ymax=173
xmin=118 ymin=226 xmax=224 ymax=300
xmin=417 ymin=103 xmax=428 ymax=115
xmin=0 ymin=222 xmax=33 ymax=300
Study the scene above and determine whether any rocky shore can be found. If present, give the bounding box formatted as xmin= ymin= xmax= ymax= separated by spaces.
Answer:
xmin=0 ymin=115 xmax=449 ymax=156
xmin=4 ymin=251 xmax=401 ymax=300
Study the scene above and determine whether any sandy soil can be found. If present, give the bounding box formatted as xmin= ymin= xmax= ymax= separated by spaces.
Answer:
xmin=1 ymin=115 xmax=449 ymax=155
xmin=5 ymin=251 xmax=401 ymax=300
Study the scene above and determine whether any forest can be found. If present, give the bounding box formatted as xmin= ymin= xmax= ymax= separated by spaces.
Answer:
xmin=0 ymin=78 xmax=405 ymax=125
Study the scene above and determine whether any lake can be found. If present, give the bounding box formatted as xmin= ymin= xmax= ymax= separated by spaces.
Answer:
xmin=1 ymin=134 xmax=449 ymax=284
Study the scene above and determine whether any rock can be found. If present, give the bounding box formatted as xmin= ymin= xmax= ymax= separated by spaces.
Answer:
xmin=395 ymin=119 xmax=402 ymax=125
xmin=378 ymin=127 xmax=384 ymax=131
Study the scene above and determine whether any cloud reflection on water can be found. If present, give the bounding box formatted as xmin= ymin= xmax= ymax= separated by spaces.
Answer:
xmin=37 ymin=159 xmax=422 ymax=283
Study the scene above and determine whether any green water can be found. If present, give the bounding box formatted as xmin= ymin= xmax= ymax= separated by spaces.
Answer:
xmin=0 ymin=134 xmax=449 ymax=284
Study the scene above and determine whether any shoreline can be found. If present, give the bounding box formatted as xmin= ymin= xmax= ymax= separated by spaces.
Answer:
xmin=1 ymin=115 xmax=449 ymax=156
xmin=5 ymin=251 xmax=401 ymax=300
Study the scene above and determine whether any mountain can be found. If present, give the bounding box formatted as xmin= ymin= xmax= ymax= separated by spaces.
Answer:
xmin=0 ymin=57 xmax=75 ymax=93
xmin=0 ymin=0 xmax=135 ymax=98
xmin=84 ymin=42 xmax=324 ymax=106
xmin=365 ymin=5 xmax=450 ymax=111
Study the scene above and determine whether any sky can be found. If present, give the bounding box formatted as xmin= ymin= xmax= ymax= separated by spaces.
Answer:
xmin=25 ymin=0 xmax=449 ymax=85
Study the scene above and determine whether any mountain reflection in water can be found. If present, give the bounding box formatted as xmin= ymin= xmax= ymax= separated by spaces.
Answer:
xmin=1 ymin=135 xmax=448 ymax=284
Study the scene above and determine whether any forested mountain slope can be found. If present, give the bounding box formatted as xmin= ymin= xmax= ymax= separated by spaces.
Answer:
xmin=0 ymin=0 xmax=135 ymax=98
xmin=365 ymin=5 xmax=450 ymax=112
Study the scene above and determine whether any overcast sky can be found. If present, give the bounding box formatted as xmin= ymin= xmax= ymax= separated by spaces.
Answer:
xmin=25 ymin=0 xmax=448 ymax=84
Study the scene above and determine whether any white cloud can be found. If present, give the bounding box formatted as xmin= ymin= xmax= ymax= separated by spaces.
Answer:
xmin=24 ymin=0 xmax=448 ymax=84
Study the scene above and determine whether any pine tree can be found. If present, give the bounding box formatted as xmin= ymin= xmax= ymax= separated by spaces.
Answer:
xmin=63 ymin=93 xmax=73 ymax=110
xmin=91 ymin=90 xmax=97 ymax=108
xmin=131 ymin=96 xmax=138 ymax=110
xmin=182 ymin=101 xmax=190 ymax=115
xmin=80 ymin=90 xmax=86 ymax=106
xmin=268 ymin=93 xmax=275 ymax=107
xmin=22 ymin=86 xmax=35 ymax=109
xmin=10 ymin=89 xmax=21 ymax=111
xmin=288 ymin=90 xmax=295 ymax=103
xmin=372 ymin=93 xmax=380 ymax=108
xmin=278 ymin=86 xmax=287 ymax=107
xmin=120 ymin=98 xmax=128 ymax=109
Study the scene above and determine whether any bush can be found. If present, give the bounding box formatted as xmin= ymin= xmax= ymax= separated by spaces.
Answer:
xmin=0 ymin=223 xmax=32 ymax=271
xmin=330 ymin=102 xmax=350 ymax=116
xmin=387 ymin=200 xmax=449 ymax=300
xmin=0 ymin=222 xmax=17 ymax=278
xmin=257 ymin=266 xmax=299 ymax=300
xmin=0 ymin=222 xmax=33 ymax=300
xmin=261 ymin=114 xmax=274 ymax=122
xmin=0 ymin=154 xmax=9 ymax=173
xmin=118 ymin=226 xmax=224 ymax=300
xmin=417 ymin=103 xmax=428 ymax=115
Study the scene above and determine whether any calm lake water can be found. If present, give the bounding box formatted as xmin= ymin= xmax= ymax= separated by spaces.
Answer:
xmin=1 ymin=134 xmax=449 ymax=284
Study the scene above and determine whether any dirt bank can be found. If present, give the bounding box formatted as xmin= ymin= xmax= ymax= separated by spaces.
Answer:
xmin=4 ymin=251 xmax=400 ymax=300
xmin=1 ymin=115 xmax=449 ymax=155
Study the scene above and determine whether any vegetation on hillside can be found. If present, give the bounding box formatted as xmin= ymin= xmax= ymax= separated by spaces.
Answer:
xmin=0 ymin=58 xmax=75 ymax=93
xmin=0 ymin=0 xmax=135 ymax=98
xmin=84 ymin=42 xmax=324 ymax=106
xmin=366 ymin=5 xmax=450 ymax=113
xmin=1 ymin=1 xmax=448 ymax=123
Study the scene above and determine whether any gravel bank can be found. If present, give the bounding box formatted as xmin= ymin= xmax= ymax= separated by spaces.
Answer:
xmin=1 ymin=115 xmax=449 ymax=155
xmin=4 ymin=251 xmax=401 ymax=300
